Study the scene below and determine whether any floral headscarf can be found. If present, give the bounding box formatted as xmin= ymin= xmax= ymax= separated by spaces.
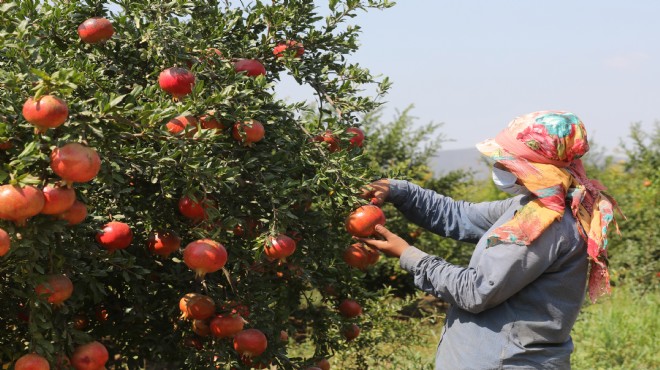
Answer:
xmin=476 ymin=111 xmax=622 ymax=302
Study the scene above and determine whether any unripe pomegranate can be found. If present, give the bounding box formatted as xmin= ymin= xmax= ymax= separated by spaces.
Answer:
xmin=178 ymin=195 xmax=209 ymax=221
xmin=14 ymin=353 xmax=50 ymax=370
xmin=342 ymin=323 xmax=360 ymax=341
xmin=35 ymin=274 xmax=74 ymax=306
xmin=183 ymin=239 xmax=227 ymax=277
xmin=233 ymin=59 xmax=266 ymax=77
xmin=233 ymin=329 xmax=268 ymax=358
xmin=345 ymin=205 xmax=386 ymax=237
xmin=0 ymin=228 xmax=9 ymax=257
xmin=273 ymin=40 xmax=305 ymax=58
xmin=78 ymin=17 xmax=114 ymax=44
xmin=146 ymin=229 xmax=181 ymax=257
xmin=232 ymin=120 xmax=265 ymax=145
xmin=346 ymin=127 xmax=365 ymax=148
xmin=96 ymin=221 xmax=133 ymax=251
xmin=41 ymin=185 xmax=76 ymax=215
xmin=316 ymin=358 xmax=331 ymax=370
xmin=56 ymin=200 xmax=88 ymax=225
xmin=179 ymin=293 xmax=216 ymax=320
xmin=159 ymin=67 xmax=195 ymax=98
xmin=343 ymin=243 xmax=379 ymax=270
xmin=165 ymin=115 xmax=197 ymax=136
xmin=0 ymin=185 xmax=45 ymax=226
xmin=71 ymin=341 xmax=109 ymax=370
xmin=264 ymin=234 xmax=297 ymax=261
xmin=338 ymin=299 xmax=362 ymax=318
xmin=22 ymin=95 xmax=69 ymax=133
xmin=210 ymin=314 xmax=245 ymax=338
xmin=50 ymin=143 xmax=101 ymax=185
xmin=192 ymin=319 xmax=211 ymax=337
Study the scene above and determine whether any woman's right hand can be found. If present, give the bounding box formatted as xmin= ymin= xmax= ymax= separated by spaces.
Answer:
xmin=360 ymin=179 xmax=390 ymax=206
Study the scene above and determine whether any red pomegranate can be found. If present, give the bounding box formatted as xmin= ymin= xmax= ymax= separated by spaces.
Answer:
xmin=178 ymin=195 xmax=209 ymax=221
xmin=183 ymin=336 xmax=204 ymax=351
xmin=50 ymin=143 xmax=101 ymax=185
xmin=313 ymin=130 xmax=340 ymax=152
xmin=346 ymin=127 xmax=365 ymax=148
xmin=0 ymin=184 xmax=45 ymax=226
xmin=264 ymin=234 xmax=297 ymax=261
xmin=273 ymin=40 xmax=305 ymax=58
xmin=158 ymin=67 xmax=195 ymax=98
xmin=72 ymin=314 xmax=89 ymax=330
xmin=0 ymin=228 xmax=9 ymax=257
xmin=146 ymin=229 xmax=181 ymax=257
xmin=22 ymin=95 xmax=69 ymax=133
xmin=210 ymin=313 xmax=245 ymax=338
xmin=0 ymin=141 xmax=12 ymax=150
xmin=95 ymin=221 xmax=133 ymax=251
xmin=343 ymin=243 xmax=379 ymax=270
xmin=192 ymin=319 xmax=211 ymax=337
xmin=179 ymin=293 xmax=216 ymax=320
xmin=232 ymin=218 xmax=260 ymax=237
xmin=345 ymin=204 xmax=386 ymax=237
xmin=233 ymin=59 xmax=266 ymax=77
xmin=41 ymin=185 xmax=76 ymax=215
xmin=342 ymin=323 xmax=360 ymax=341
xmin=35 ymin=274 xmax=74 ymax=306
xmin=71 ymin=341 xmax=109 ymax=370
xmin=233 ymin=328 xmax=268 ymax=358
xmin=56 ymin=200 xmax=87 ymax=225
xmin=199 ymin=112 xmax=225 ymax=131
xmin=316 ymin=358 xmax=331 ymax=370
xmin=183 ymin=239 xmax=227 ymax=277
xmin=232 ymin=120 xmax=265 ymax=145
xmin=78 ymin=17 xmax=114 ymax=44
xmin=14 ymin=353 xmax=50 ymax=370
xmin=166 ymin=115 xmax=197 ymax=136
xmin=220 ymin=301 xmax=251 ymax=319
xmin=338 ymin=299 xmax=362 ymax=318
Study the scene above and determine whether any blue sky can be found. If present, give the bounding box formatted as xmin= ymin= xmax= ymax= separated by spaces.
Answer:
xmin=277 ymin=1 xmax=660 ymax=152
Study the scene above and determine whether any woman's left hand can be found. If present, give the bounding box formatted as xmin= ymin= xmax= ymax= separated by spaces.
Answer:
xmin=358 ymin=225 xmax=410 ymax=258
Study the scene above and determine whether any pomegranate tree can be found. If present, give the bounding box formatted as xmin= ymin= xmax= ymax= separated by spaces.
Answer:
xmin=22 ymin=95 xmax=69 ymax=133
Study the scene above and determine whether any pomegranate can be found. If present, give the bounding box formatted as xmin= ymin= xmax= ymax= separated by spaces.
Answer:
xmin=183 ymin=336 xmax=204 ymax=350
xmin=166 ymin=115 xmax=197 ymax=136
xmin=233 ymin=59 xmax=266 ymax=77
xmin=22 ymin=95 xmax=69 ymax=133
xmin=183 ymin=239 xmax=227 ymax=277
xmin=345 ymin=204 xmax=386 ymax=237
xmin=146 ymin=229 xmax=181 ymax=257
xmin=56 ymin=200 xmax=87 ymax=225
xmin=71 ymin=341 xmax=109 ymax=370
xmin=179 ymin=293 xmax=215 ymax=320
xmin=158 ymin=67 xmax=195 ymax=98
xmin=232 ymin=218 xmax=260 ymax=237
xmin=199 ymin=112 xmax=225 ymax=131
xmin=210 ymin=314 xmax=245 ymax=338
xmin=192 ymin=319 xmax=211 ymax=337
xmin=41 ymin=185 xmax=76 ymax=215
xmin=264 ymin=234 xmax=297 ymax=261
xmin=0 ymin=185 xmax=45 ymax=226
xmin=0 ymin=141 xmax=12 ymax=150
xmin=95 ymin=306 xmax=109 ymax=322
xmin=279 ymin=330 xmax=289 ymax=342
xmin=233 ymin=328 xmax=268 ymax=358
xmin=346 ymin=127 xmax=365 ymax=148
xmin=0 ymin=228 xmax=10 ymax=257
xmin=14 ymin=353 xmax=50 ymax=370
xmin=95 ymin=221 xmax=133 ymax=251
xmin=338 ymin=299 xmax=362 ymax=318
xmin=220 ymin=301 xmax=251 ymax=318
xmin=50 ymin=143 xmax=101 ymax=185
xmin=342 ymin=323 xmax=360 ymax=341
xmin=35 ymin=274 xmax=74 ymax=306
xmin=178 ymin=195 xmax=209 ymax=221
xmin=343 ymin=243 xmax=379 ymax=270
xmin=72 ymin=314 xmax=89 ymax=330
xmin=313 ymin=130 xmax=340 ymax=152
xmin=273 ymin=40 xmax=305 ymax=58
xmin=232 ymin=120 xmax=265 ymax=145
xmin=316 ymin=358 xmax=331 ymax=370
xmin=78 ymin=17 xmax=114 ymax=44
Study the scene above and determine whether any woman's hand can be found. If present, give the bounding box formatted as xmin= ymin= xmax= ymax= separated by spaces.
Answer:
xmin=360 ymin=179 xmax=390 ymax=206
xmin=358 ymin=225 xmax=409 ymax=258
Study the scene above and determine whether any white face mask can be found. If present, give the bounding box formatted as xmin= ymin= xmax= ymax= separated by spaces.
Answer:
xmin=492 ymin=166 xmax=530 ymax=196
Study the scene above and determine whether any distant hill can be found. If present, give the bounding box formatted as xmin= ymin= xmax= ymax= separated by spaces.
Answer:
xmin=429 ymin=148 xmax=491 ymax=180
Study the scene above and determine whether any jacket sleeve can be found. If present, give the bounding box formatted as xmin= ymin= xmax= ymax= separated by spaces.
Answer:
xmin=398 ymin=223 xmax=565 ymax=313
xmin=388 ymin=180 xmax=519 ymax=243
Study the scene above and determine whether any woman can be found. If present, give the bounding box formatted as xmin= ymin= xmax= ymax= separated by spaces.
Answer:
xmin=360 ymin=111 xmax=621 ymax=369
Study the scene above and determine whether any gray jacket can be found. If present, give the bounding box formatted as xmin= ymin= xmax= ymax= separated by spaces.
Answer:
xmin=389 ymin=180 xmax=588 ymax=369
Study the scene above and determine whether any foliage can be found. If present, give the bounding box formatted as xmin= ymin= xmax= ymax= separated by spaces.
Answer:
xmin=0 ymin=0 xmax=420 ymax=369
